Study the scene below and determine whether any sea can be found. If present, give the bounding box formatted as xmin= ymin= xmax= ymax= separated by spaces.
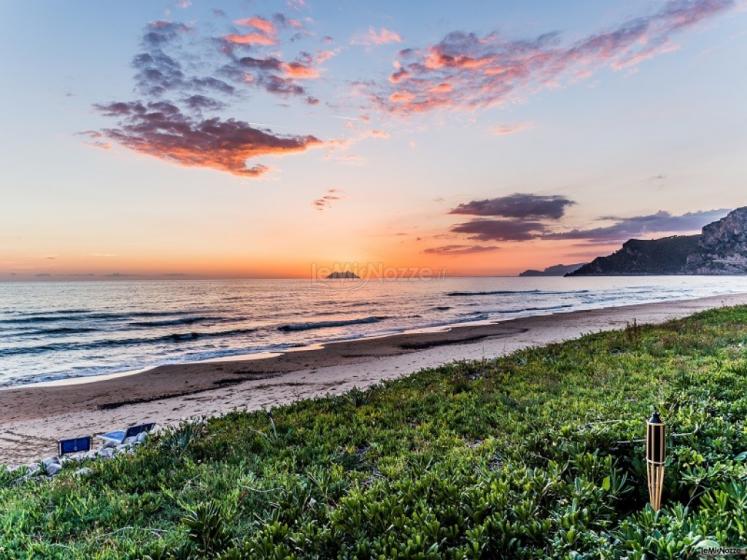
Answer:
xmin=1 ymin=276 xmax=746 ymax=387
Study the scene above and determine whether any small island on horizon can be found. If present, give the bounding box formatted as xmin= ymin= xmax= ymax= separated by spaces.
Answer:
xmin=325 ymin=271 xmax=361 ymax=279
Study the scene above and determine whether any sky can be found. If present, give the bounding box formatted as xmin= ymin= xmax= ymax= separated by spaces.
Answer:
xmin=1 ymin=0 xmax=746 ymax=279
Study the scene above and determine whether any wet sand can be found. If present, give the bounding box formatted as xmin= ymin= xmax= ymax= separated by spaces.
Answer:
xmin=2 ymin=292 xmax=746 ymax=466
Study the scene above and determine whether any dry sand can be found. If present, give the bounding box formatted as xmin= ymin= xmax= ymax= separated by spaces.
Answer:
xmin=2 ymin=293 xmax=747 ymax=466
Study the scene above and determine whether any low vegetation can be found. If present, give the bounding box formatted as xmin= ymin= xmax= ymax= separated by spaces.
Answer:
xmin=2 ymin=307 xmax=747 ymax=558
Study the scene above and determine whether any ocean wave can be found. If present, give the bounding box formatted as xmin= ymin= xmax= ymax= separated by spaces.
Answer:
xmin=446 ymin=289 xmax=590 ymax=297
xmin=277 ymin=316 xmax=387 ymax=332
xmin=498 ymin=304 xmax=574 ymax=313
xmin=128 ymin=316 xmax=224 ymax=328
xmin=0 ymin=309 xmax=206 ymax=325
xmin=15 ymin=326 xmax=100 ymax=337
xmin=0 ymin=327 xmax=257 ymax=357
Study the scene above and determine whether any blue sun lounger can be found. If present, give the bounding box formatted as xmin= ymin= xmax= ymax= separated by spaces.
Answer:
xmin=97 ymin=423 xmax=155 ymax=445
xmin=58 ymin=435 xmax=92 ymax=456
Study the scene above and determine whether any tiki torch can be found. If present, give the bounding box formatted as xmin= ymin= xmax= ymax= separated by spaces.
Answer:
xmin=646 ymin=410 xmax=666 ymax=511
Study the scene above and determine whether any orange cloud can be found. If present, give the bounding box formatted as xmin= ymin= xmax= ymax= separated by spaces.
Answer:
xmin=235 ymin=16 xmax=276 ymax=34
xmin=281 ymin=62 xmax=320 ymax=79
xmin=429 ymin=82 xmax=452 ymax=94
xmin=224 ymin=32 xmax=276 ymax=46
xmin=389 ymin=90 xmax=416 ymax=103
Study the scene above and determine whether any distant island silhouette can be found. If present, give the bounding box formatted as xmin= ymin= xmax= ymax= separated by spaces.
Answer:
xmin=325 ymin=271 xmax=360 ymax=279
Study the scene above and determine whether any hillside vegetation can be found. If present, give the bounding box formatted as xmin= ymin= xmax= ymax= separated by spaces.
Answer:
xmin=2 ymin=307 xmax=747 ymax=558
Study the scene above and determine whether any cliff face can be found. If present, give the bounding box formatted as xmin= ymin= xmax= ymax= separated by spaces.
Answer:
xmin=684 ymin=208 xmax=747 ymax=274
xmin=570 ymin=207 xmax=747 ymax=276
xmin=570 ymin=236 xmax=700 ymax=275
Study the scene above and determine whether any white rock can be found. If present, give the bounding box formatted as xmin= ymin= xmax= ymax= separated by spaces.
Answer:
xmin=42 ymin=456 xmax=59 ymax=467
xmin=45 ymin=463 xmax=62 ymax=476
xmin=74 ymin=467 xmax=93 ymax=477
xmin=97 ymin=448 xmax=115 ymax=459
xmin=136 ymin=431 xmax=149 ymax=443
xmin=102 ymin=440 xmax=117 ymax=449
xmin=123 ymin=436 xmax=137 ymax=445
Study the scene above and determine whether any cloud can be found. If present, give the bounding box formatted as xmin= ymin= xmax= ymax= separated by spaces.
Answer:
xmin=353 ymin=26 xmax=403 ymax=46
xmin=451 ymin=219 xmax=547 ymax=241
xmin=96 ymin=101 xmax=321 ymax=177
xmin=492 ymin=122 xmax=533 ymax=136
xmin=281 ymin=61 xmax=320 ymax=79
xmin=183 ymin=94 xmax=227 ymax=112
xmin=76 ymin=130 xmax=112 ymax=150
xmin=89 ymin=18 xmax=329 ymax=177
xmin=544 ymin=209 xmax=729 ymax=242
xmin=235 ymin=16 xmax=276 ymax=35
xmin=133 ymin=21 xmax=235 ymax=99
xmin=220 ymin=48 xmax=330 ymax=99
xmin=423 ymin=244 xmax=500 ymax=255
xmin=450 ymin=193 xmax=575 ymax=220
xmin=313 ymin=188 xmax=343 ymax=210
xmin=376 ymin=0 xmax=734 ymax=114
xmin=225 ymin=32 xmax=276 ymax=46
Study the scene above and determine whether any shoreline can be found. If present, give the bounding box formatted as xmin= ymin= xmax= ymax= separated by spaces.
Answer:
xmin=2 ymin=292 xmax=747 ymax=466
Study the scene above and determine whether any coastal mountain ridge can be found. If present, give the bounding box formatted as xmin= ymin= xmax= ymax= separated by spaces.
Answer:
xmin=519 ymin=263 xmax=586 ymax=277
xmin=570 ymin=206 xmax=747 ymax=275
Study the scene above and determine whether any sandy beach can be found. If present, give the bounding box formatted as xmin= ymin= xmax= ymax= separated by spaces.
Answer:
xmin=2 ymin=292 xmax=746 ymax=466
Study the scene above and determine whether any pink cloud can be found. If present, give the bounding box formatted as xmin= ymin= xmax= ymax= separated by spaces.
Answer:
xmin=353 ymin=26 xmax=403 ymax=46
xmin=95 ymin=102 xmax=322 ymax=178
xmin=374 ymin=0 xmax=734 ymax=114
xmin=234 ymin=16 xmax=276 ymax=35
xmin=224 ymin=32 xmax=276 ymax=46
xmin=492 ymin=122 xmax=533 ymax=136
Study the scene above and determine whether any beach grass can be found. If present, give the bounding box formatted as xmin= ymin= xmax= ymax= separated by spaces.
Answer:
xmin=2 ymin=306 xmax=747 ymax=558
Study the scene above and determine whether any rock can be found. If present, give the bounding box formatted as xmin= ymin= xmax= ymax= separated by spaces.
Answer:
xmin=74 ymin=467 xmax=93 ymax=477
xmin=42 ymin=456 xmax=60 ymax=469
xmin=45 ymin=463 xmax=62 ymax=476
xmin=135 ymin=431 xmax=148 ymax=443
xmin=685 ymin=208 xmax=747 ymax=274
xmin=123 ymin=436 xmax=137 ymax=445
xmin=102 ymin=439 xmax=117 ymax=449
xmin=325 ymin=271 xmax=360 ymax=279
xmin=97 ymin=448 xmax=115 ymax=459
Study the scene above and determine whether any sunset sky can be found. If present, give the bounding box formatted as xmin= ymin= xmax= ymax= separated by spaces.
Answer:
xmin=1 ymin=0 xmax=746 ymax=278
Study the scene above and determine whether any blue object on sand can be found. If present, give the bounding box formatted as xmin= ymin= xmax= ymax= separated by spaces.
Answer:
xmin=98 ymin=423 xmax=155 ymax=445
xmin=58 ymin=435 xmax=92 ymax=456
